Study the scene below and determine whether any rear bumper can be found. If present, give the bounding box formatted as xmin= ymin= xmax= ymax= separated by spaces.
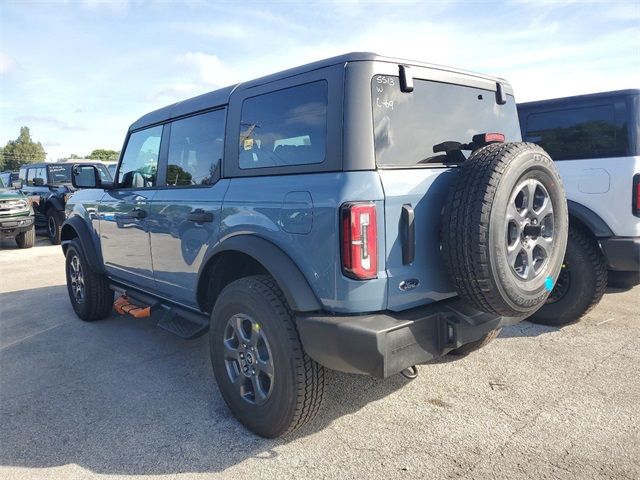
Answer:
xmin=296 ymin=298 xmax=519 ymax=378
xmin=0 ymin=216 xmax=34 ymax=237
xmin=599 ymin=237 xmax=640 ymax=271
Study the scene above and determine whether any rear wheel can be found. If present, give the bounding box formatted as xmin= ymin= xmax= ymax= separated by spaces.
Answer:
xmin=65 ymin=239 xmax=114 ymax=321
xmin=15 ymin=225 xmax=35 ymax=249
xmin=442 ymin=142 xmax=568 ymax=317
xmin=47 ymin=208 xmax=63 ymax=245
xmin=528 ymin=227 xmax=607 ymax=326
xmin=210 ymin=275 xmax=324 ymax=438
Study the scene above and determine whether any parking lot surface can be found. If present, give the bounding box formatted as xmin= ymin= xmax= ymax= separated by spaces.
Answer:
xmin=0 ymin=236 xmax=638 ymax=480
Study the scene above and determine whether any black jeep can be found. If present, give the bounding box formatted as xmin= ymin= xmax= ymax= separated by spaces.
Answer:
xmin=18 ymin=162 xmax=112 ymax=244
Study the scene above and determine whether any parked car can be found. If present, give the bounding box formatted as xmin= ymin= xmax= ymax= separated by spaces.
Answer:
xmin=63 ymin=53 xmax=568 ymax=437
xmin=0 ymin=175 xmax=35 ymax=248
xmin=0 ymin=171 xmax=20 ymax=188
xmin=18 ymin=162 xmax=112 ymax=244
xmin=518 ymin=89 xmax=640 ymax=325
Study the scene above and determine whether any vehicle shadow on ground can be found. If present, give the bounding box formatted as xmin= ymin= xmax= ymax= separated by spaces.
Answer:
xmin=499 ymin=321 xmax=560 ymax=339
xmin=0 ymin=234 xmax=51 ymax=250
xmin=0 ymin=285 xmax=409 ymax=475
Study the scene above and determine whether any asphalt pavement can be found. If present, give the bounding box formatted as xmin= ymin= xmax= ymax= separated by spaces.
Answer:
xmin=0 ymin=235 xmax=638 ymax=479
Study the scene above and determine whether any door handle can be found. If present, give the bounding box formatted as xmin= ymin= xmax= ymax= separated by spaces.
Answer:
xmin=187 ymin=209 xmax=213 ymax=223
xmin=130 ymin=207 xmax=147 ymax=220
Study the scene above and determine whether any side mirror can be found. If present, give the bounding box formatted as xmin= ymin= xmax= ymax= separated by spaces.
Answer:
xmin=12 ymin=179 xmax=23 ymax=189
xmin=33 ymin=177 xmax=45 ymax=186
xmin=72 ymin=164 xmax=102 ymax=189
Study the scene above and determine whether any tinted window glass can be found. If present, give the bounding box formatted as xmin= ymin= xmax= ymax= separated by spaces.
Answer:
xmin=34 ymin=167 xmax=46 ymax=184
xmin=26 ymin=168 xmax=38 ymax=186
xmin=524 ymin=105 xmax=628 ymax=160
xmin=167 ymin=109 xmax=225 ymax=186
xmin=239 ymin=81 xmax=328 ymax=169
xmin=49 ymin=165 xmax=71 ymax=183
xmin=19 ymin=168 xmax=27 ymax=181
xmin=118 ymin=126 xmax=162 ymax=188
xmin=371 ymin=76 xmax=521 ymax=167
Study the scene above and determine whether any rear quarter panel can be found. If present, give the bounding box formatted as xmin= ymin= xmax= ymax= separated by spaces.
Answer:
xmin=220 ymin=171 xmax=388 ymax=313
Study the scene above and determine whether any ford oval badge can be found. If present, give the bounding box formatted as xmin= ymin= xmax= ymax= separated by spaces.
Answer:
xmin=399 ymin=279 xmax=420 ymax=291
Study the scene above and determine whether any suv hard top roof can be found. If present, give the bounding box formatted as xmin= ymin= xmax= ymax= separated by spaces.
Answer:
xmin=22 ymin=161 xmax=106 ymax=169
xmin=130 ymin=52 xmax=513 ymax=132
xmin=518 ymin=89 xmax=640 ymax=108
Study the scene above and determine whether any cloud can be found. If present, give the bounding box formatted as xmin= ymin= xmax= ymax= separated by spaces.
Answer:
xmin=15 ymin=115 xmax=86 ymax=131
xmin=0 ymin=52 xmax=17 ymax=74
xmin=151 ymin=52 xmax=238 ymax=103
xmin=169 ymin=22 xmax=248 ymax=39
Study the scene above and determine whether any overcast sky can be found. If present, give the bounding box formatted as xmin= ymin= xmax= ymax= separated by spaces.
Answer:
xmin=1 ymin=0 xmax=638 ymax=161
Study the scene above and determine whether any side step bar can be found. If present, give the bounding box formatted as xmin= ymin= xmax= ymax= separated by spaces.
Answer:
xmin=109 ymin=284 xmax=209 ymax=339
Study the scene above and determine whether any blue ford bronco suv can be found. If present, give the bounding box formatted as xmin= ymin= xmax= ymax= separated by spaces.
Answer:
xmin=63 ymin=53 xmax=568 ymax=437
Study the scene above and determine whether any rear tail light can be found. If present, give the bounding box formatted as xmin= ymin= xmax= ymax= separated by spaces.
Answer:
xmin=633 ymin=174 xmax=640 ymax=217
xmin=341 ymin=202 xmax=378 ymax=280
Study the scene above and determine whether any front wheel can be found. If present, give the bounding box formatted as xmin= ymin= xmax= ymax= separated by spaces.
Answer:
xmin=210 ymin=275 xmax=324 ymax=438
xmin=47 ymin=208 xmax=63 ymax=245
xmin=15 ymin=225 xmax=35 ymax=248
xmin=528 ymin=227 xmax=607 ymax=326
xmin=65 ymin=240 xmax=114 ymax=321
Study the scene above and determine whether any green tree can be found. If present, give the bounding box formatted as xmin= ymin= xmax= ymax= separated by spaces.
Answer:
xmin=1 ymin=126 xmax=47 ymax=170
xmin=88 ymin=149 xmax=120 ymax=161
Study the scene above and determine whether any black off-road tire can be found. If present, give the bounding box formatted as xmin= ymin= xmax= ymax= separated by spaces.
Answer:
xmin=442 ymin=142 xmax=568 ymax=317
xmin=47 ymin=208 xmax=63 ymax=245
xmin=65 ymin=239 xmax=114 ymax=321
xmin=210 ymin=275 xmax=324 ymax=438
xmin=449 ymin=328 xmax=502 ymax=357
xmin=15 ymin=225 xmax=35 ymax=248
xmin=528 ymin=227 xmax=607 ymax=326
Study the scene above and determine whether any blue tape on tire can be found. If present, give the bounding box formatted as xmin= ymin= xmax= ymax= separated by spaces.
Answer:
xmin=545 ymin=276 xmax=554 ymax=292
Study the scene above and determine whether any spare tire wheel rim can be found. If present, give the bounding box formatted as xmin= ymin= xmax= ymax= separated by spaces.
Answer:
xmin=223 ymin=313 xmax=274 ymax=406
xmin=505 ymin=177 xmax=555 ymax=281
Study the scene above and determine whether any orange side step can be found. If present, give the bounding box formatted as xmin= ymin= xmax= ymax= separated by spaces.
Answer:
xmin=114 ymin=295 xmax=151 ymax=318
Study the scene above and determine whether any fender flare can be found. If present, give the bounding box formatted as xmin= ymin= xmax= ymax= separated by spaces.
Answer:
xmin=60 ymin=216 xmax=106 ymax=274
xmin=44 ymin=196 xmax=65 ymax=214
xmin=567 ymin=200 xmax=614 ymax=238
xmin=202 ymin=235 xmax=322 ymax=312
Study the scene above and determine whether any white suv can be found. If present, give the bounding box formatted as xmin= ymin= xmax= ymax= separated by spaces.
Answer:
xmin=518 ymin=89 xmax=640 ymax=325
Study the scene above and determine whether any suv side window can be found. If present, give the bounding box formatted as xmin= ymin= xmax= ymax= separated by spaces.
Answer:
xmin=118 ymin=125 xmax=163 ymax=188
xmin=166 ymin=109 xmax=225 ymax=186
xmin=524 ymin=104 xmax=628 ymax=160
xmin=34 ymin=167 xmax=46 ymax=184
xmin=238 ymin=81 xmax=328 ymax=169
xmin=27 ymin=168 xmax=40 ymax=186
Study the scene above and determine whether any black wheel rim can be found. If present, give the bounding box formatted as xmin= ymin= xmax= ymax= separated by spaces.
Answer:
xmin=505 ymin=178 xmax=555 ymax=281
xmin=48 ymin=215 xmax=56 ymax=238
xmin=69 ymin=254 xmax=85 ymax=304
xmin=223 ymin=313 xmax=274 ymax=406
xmin=546 ymin=263 xmax=570 ymax=304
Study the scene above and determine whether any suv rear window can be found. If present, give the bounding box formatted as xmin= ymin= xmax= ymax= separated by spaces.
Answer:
xmin=371 ymin=76 xmax=521 ymax=167
xmin=522 ymin=105 xmax=628 ymax=160
xmin=239 ymin=81 xmax=328 ymax=169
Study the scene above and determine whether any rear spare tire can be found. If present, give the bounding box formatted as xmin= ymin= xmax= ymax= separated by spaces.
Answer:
xmin=442 ymin=142 xmax=568 ymax=317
